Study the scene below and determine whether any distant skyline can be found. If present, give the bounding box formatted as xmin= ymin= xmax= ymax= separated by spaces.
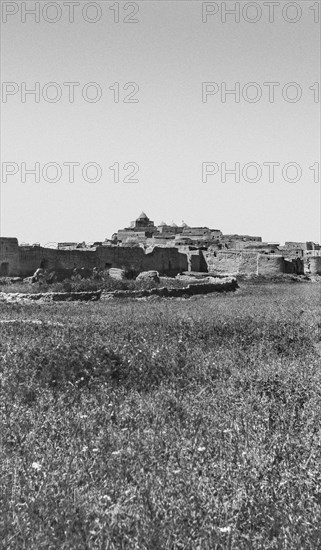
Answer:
xmin=2 ymin=206 xmax=320 ymax=247
xmin=1 ymin=1 xmax=320 ymax=245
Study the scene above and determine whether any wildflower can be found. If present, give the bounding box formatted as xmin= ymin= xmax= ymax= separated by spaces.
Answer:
xmin=31 ymin=462 xmax=42 ymax=471
xmin=219 ymin=526 xmax=231 ymax=533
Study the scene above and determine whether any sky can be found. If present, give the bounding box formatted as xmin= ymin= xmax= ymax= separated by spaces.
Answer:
xmin=1 ymin=0 xmax=320 ymax=245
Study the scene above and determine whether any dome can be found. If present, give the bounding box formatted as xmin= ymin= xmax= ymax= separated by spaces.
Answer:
xmin=137 ymin=211 xmax=148 ymax=220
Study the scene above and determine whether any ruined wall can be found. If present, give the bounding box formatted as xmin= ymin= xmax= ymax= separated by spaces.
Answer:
xmin=203 ymin=250 xmax=241 ymax=274
xmin=97 ymin=246 xmax=188 ymax=276
xmin=4 ymin=237 xmax=311 ymax=279
xmin=185 ymin=250 xmax=208 ymax=273
xmin=239 ymin=252 xmax=258 ymax=274
xmin=145 ymin=247 xmax=188 ymax=275
xmin=256 ymin=255 xmax=285 ymax=276
xmin=279 ymin=247 xmax=304 ymax=259
xmin=284 ymin=259 xmax=295 ymax=274
xmin=305 ymin=250 xmax=321 ymax=258
xmin=309 ymin=257 xmax=321 ymax=275
xmin=284 ymin=242 xmax=312 ymax=250
xmin=0 ymin=238 xmax=20 ymax=276
xmin=97 ymin=246 xmax=145 ymax=274
xmin=203 ymin=250 xmax=291 ymax=276
xmin=15 ymin=244 xmax=188 ymax=278
xmin=296 ymin=258 xmax=305 ymax=275
xmin=283 ymin=258 xmax=305 ymax=275
xmin=18 ymin=247 xmax=98 ymax=277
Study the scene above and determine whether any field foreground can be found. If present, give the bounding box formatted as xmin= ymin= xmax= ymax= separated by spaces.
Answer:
xmin=1 ymin=282 xmax=321 ymax=549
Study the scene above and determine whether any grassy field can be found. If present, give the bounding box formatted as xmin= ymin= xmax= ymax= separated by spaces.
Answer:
xmin=1 ymin=282 xmax=321 ymax=549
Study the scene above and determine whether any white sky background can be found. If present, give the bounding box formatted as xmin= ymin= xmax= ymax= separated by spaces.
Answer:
xmin=1 ymin=0 xmax=320 ymax=244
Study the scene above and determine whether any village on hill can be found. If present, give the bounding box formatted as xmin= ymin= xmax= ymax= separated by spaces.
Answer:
xmin=1 ymin=212 xmax=321 ymax=279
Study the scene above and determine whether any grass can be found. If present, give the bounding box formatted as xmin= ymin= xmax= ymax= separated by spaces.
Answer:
xmin=1 ymin=282 xmax=321 ymax=548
